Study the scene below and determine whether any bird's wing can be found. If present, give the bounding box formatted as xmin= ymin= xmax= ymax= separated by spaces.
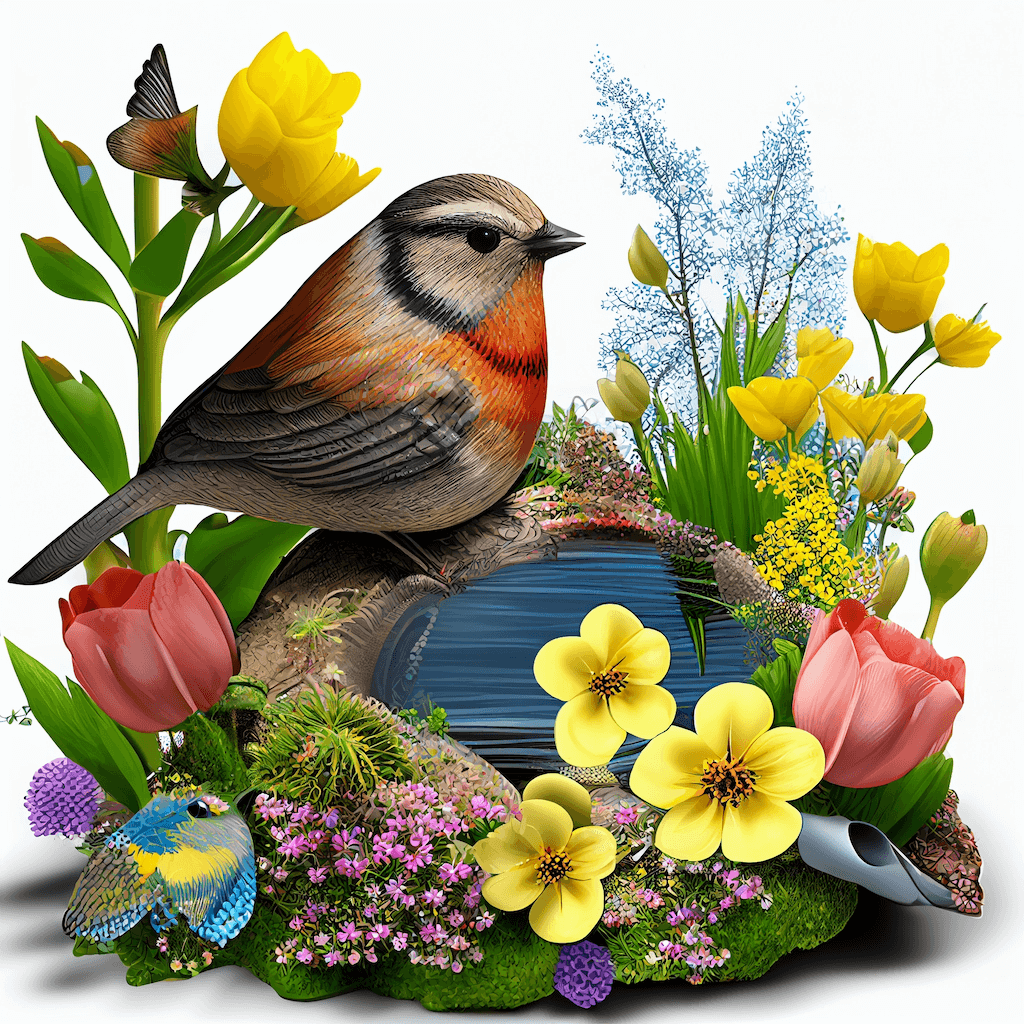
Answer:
xmin=63 ymin=838 xmax=163 ymax=942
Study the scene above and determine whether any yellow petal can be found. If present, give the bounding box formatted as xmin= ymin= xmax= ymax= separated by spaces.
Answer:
xmin=519 ymin=799 xmax=574 ymax=852
xmin=629 ymin=726 xmax=712 ymax=809
xmin=608 ymin=682 xmax=676 ymax=738
xmin=747 ymin=376 xmax=818 ymax=432
xmin=554 ymin=692 xmax=626 ymax=767
xmin=579 ymin=604 xmax=643 ymax=668
xmin=472 ymin=821 xmax=541 ymax=874
xmin=481 ymin=864 xmax=543 ymax=911
xmin=533 ymin=636 xmax=600 ymax=701
xmin=727 ymin=385 xmax=786 ymax=441
xmin=294 ymin=157 xmax=380 ymax=223
xmin=614 ymin=627 xmax=671 ymax=685
xmin=564 ymin=826 xmax=617 ymax=880
xmin=693 ymin=682 xmax=774 ymax=760
xmin=244 ymin=33 xmax=301 ymax=109
xmin=653 ymin=795 xmax=724 ymax=861
xmin=218 ymin=70 xmax=284 ymax=193
xmin=744 ymin=727 xmax=824 ymax=800
xmin=522 ymin=774 xmax=592 ymax=828
xmin=252 ymin=132 xmax=338 ymax=207
xmin=914 ymin=242 xmax=949 ymax=281
xmin=720 ymin=791 xmax=803 ymax=862
xmin=528 ymin=877 xmax=605 ymax=944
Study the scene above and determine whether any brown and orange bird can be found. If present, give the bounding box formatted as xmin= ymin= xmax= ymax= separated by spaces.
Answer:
xmin=11 ymin=174 xmax=583 ymax=585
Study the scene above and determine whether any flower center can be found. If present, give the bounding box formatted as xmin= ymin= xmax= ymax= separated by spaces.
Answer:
xmin=589 ymin=667 xmax=628 ymax=697
xmin=700 ymin=757 xmax=758 ymax=808
xmin=536 ymin=847 xmax=572 ymax=885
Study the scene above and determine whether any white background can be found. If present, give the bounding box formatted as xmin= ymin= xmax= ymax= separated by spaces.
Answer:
xmin=1 ymin=1 xmax=1020 ymax=1020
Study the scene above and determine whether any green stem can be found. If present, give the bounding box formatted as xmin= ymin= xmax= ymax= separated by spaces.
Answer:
xmin=885 ymin=323 xmax=936 ymax=393
xmin=922 ymin=598 xmax=944 ymax=643
xmin=868 ymin=317 xmax=888 ymax=392
xmin=901 ymin=357 xmax=940 ymax=395
xmin=630 ymin=420 xmax=668 ymax=504
xmin=220 ymin=194 xmax=261 ymax=248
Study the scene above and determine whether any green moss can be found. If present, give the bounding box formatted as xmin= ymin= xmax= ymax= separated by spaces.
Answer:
xmin=363 ymin=913 xmax=559 ymax=1011
xmin=164 ymin=712 xmax=249 ymax=794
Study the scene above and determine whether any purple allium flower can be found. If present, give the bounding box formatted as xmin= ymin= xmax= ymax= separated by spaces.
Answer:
xmin=24 ymin=758 xmax=103 ymax=837
xmin=553 ymin=940 xmax=615 ymax=1008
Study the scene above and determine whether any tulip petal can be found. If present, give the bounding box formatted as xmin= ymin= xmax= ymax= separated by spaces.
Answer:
xmin=629 ymin=726 xmax=712 ymax=809
xmin=867 ymin=617 xmax=966 ymax=699
xmin=181 ymin=563 xmax=240 ymax=675
xmin=915 ymin=243 xmax=950 ymax=281
xmin=522 ymin=774 xmax=592 ymax=828
xmin=727 ymin=385 xmax=786 ymax=441
xmin=564 ymin=826 xmax=617 ymax=880
xmin=519 ymin=799 xmax=574 ymax=852
xmin=744 ymin=727 xmax=824 ymax=800
xmin=533 ymin=636 xmax=599 ymax=701
xmin=294 ymin=153 xmax=380 ymax=222
xmin=614 ymin=627 xmax=671 ymax=685
xmin=218 ymin=71 xmax=286 ymax=198
xmin=608 ymin=682 xmax=676 ymax=738
xmin=481 ymin=864 xmax=543 ymax=911
xmin=554 ymin=693 xmax=626 ymax=767
xmin=473 ymin=822 xmax=541 ymax=874
xmin=653 ymin=795 xmax=724 ymax=861
xmin=693 ymin=682 xmax=774 ymax=760
xmin=529 ymin=877 xmax=604 ymax=944
xmin=579 ymin=604 xmax=643 ymax=668
xmin=721 ymin=791 xmax=803 ymax=862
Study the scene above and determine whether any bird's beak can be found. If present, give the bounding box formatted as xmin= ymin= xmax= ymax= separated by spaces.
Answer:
xmin=530 ymin=221 xmax=585 ymax=260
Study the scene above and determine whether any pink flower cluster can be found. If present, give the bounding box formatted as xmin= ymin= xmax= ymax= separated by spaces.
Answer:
xmin=253 ymin=780 xmax=502 ymax=972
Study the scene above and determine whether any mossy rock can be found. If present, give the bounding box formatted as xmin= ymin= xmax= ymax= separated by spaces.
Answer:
xmin=362 ymin=913 xmax=559 ymax=1011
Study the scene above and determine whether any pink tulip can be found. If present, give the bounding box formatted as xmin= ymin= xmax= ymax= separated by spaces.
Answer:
xmin=60 ymin=562 xmax=240 ymax=733
xmin=792 ymin=599 xmax=964 ymax=788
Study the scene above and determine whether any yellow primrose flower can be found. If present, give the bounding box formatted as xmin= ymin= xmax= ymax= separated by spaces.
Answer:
xmin=727 ymin=376 xmax=819 ymax=442
xmin=473 ymin=798 xmax=616 ymax=943
xmin=795 ymin=327 xmax=854 ymax=391
xmin=933 ymin=313 xmax=1001 ymax=368
xmin=821 ymin=387 xmax=926 ymax=446
xmin=598 ymin=356 xmax=651 ymax=423
xmin=630 ymin=683 xmax=824 ymax=862
xmin=534 ymin=604 xmax=674 ymax=768
xmin=218 ymin=33 xmax=380 ymax=222
xmin=853 ymin=234 xmax=948 ymax=333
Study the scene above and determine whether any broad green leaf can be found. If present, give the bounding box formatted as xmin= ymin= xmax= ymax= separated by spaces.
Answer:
xmin=23 ymin=343 xmax=130 ymax=494
xmin=36 ymin=118 xmax=131 ymax=277
xmin=128 ymin=208 xmax=203 ymax=296
xmin=907 ymin=414 xmax=933 ymax=455
xmin=21 ymin=235 xmax=126 ymax=319
xmin=748 ymin=638 xmax=803 ymax=728
xmin=5 ymin=639 xmax=150 ymax=812
xmin=184 ymin=514 xmax=312 ymax=628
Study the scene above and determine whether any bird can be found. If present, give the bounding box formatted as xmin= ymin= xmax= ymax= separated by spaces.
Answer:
xmin=63 ymin=790 xmax=256 ymax=947
xmin=11 ymin=174 xmax=583 ymax=585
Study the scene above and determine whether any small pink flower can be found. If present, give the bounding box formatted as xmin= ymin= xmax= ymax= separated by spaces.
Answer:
xmin=348 ymin=952 xmax=361 ymax=966
xmin=296 ymin=949 xmax=314 ymax=964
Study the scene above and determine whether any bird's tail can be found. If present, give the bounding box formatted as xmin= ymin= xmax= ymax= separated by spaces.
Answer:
xmin=9 ymin=470 xmax=177 ymax=585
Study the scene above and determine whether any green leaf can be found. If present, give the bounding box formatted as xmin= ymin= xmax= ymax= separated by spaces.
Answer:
xmin=747 ymin=293 xmax=791 ymax=381
xmin=748 ymin=639 xmax=803 ymax=728
xmin=184 ymin=514 xmax=312 ymax=628
xmin=21 ymin=235 xmax=127 ymax=321
xmin=907 ymin=414 xmax=933 ymax=455
xmin=5 ymin=639 xmax=151 ymax=812
xmin=128 ymin=208 xmax=203 ymax=296
xmin=36 ymin=118 xmax=131 ymax=277
xmin=23 ymin=343 xmax=130 ymax=494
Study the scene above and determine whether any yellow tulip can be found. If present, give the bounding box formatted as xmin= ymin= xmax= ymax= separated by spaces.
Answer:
xmin=933 ymin=313 xmax=1001 ymax=368
xmin=472 ymin=799 xmax=616 ymax=943
xmin=821 ymin=387 xmax=926 ymax=446
xmin=533 ymin=604 xmax=674 ymax=768
xmin=856 ymin=431 xmax=904 ymax=503
xmin=727 ymin=376 xmax=819 ymax=442
xmin=218 ymin=33 xmax=380 ymax=222
xmin=628 ymin=225 xmax=669 ymax=290
xmin=795 ymin=327 xmax=853 ymax=391
xmin=629 ymin=682 xmax=824 ymax=862
xmin=871 ymin=553 xmax=909 ymax=619
xmin=853 ymin=234 xmax=948 ymax=333
xmin=597 ymin=357 xmax=650 ymax=423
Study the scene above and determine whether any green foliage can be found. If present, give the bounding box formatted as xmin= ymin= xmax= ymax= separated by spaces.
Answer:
xmin=165 ymin=712 xmax=250 ymax=795
xmin=516 ymin=399 xmax=588 ymax=490
xmin=797 ymin=753 xmax=954 ymax=847
xmin=128 ymin=208 xmax=203 ymax=296
xmin=286 ymin=591 xmax=360 ymax=655
xmin=732 ymin=598 xmax=814 ymax=668
xmin=35 ymin=117 xmax=131 ymax=277
xmin=23 ymin=343 xmax=130 ymax=495
xmin=908 ymin=414 xmax=933 ymax=455
xmin=748 ymin=638 xmax=803 ymax=728
xmin=397 ymin=702 xmax=451 ymax=737
xmin=5 ymin=639 xmax=150 ymax=811
xmin=667 ymin=555 xmax=725 ymax=674
xmin=4 ymin=704 xmax=33 ymax=725
xmin=183 ymin=512 xmax=311 ymax=629
xmin=249 ymin=690 xmax=415 ymax=805
xmin=110 ymin=923 xmax=173 ymax=986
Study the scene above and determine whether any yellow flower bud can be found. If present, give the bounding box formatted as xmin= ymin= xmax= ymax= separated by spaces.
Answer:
xmin=218 ymin=33 xmax=380 ymax=222
xmin=727 ymin=376 xmax=818 ymax=441
xmin=821 ymin=388 xmax=927 ymax=447
xmin=920 ymin=510 xmax=987 ymax=607
xmin=856 ymin=431 xmax=904 ymax=503
xmin=853 ymin=234 xmax=948 ymax=334
xmin=871 ymin=554 xmax=909 ymax=619
xmin=598 ymin=357 xmax=651 ymax=422
xmin=628 ymin=225 xmax=669 ymax=290
xmin=933 ymin=313 xmax=1001 ymax=368
xmin=795 ymin=327 xmax=854 ymax=391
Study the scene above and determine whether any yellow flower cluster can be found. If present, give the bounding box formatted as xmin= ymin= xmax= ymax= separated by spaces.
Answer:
xmin=750 ymin=455 xmax=857 ymax=606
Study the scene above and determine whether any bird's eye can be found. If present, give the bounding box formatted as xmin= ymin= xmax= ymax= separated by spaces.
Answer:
xmin=187 ymin=799 xmax=211 ymax=818
xmin=466 ymin=227 xmax=500 ymax=254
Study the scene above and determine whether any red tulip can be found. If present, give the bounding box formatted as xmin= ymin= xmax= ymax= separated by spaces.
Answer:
xmin=792 ymin=599 xmax=964 ymax=788
xmin=59 ymin=562 xmax=240 ymax=733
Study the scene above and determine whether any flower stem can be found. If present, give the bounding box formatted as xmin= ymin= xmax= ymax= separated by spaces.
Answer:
xmin=921 ymin=598 xmax=944 ymax=643
xmin=868 ymin=317 xmax=888 ymax=392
